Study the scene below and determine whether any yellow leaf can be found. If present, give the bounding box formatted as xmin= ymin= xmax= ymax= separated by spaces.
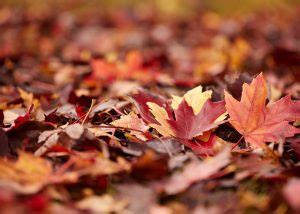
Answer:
xmin=17 ymin=88 xmax=40 ymax=109
xmin=171 ymin=85 xmax=212 ymax=114
xmin=147 ymin=102 xmax=175 ymax=137
xmin=0 ymin=151 xmax=52 ymax=194
xmin=215 ymin=112 xmax=228 ymax=123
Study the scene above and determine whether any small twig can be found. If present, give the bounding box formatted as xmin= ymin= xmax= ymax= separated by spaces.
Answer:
xmin=81 ymin=99 xmax=96 ymax=125
xmin=53 ymin=157 xmax=75 ymax=176
xmin=112 ymin=106 xmax=125 ymax=116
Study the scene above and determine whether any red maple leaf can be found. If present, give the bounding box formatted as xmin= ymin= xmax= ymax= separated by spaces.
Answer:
xmin=132 ymin=89 xmax=226 ymax=156
xmin=168 ymin=99 xmax=226 ymax=139
xmin=131 ymin=89 xmax=173 ymax=124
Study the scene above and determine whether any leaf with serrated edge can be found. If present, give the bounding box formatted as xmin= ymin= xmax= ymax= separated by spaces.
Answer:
xmin=225 ymin=73 xmax=300 ymax=147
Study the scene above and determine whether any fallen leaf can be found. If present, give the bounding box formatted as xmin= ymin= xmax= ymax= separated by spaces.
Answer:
xmin=65 ymin=123 xmax=84 ymax=140
xmin=116 ymin=183 xmax=157 ymax=214
xmin=87 ymin=126 xmax=115 ymax=137
xmin=171 ymin=85 xmax=212 ymax=114
xmin=145 ymin=86 xmax=226 ymax=140
xmin=157 ymin=147 xmax=231 ymax=194
xmin=51 ymin=153 xmax=131 ymax=183
xmin=167 ymin=99 xmax=226 ymax=139
xmin=111 ymin=112 xmax=149 ymax=140
xmin=131 ymin=89 xmax=171 ymax=124
xmin=76 ymin=195 xmax=128 ymax=213
xmin=225 ymin=73 xmax=300 ymax=147
xmin=0 ymin=151 xmax=52 ymax=194
xmin=3 ymin=108 xmax=26 ymax=125
xmin=147 ymin=102 xmax=175 ymax=137
xmin=35 ymin=132 xmax=60 ymax=156
xmin=17 ymin=88 xmax=39 ymax=109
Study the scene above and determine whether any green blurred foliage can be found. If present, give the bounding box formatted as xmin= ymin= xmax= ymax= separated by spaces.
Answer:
xmin=203 ymin=0 xmax=300 ymax=15
xmin=0 ymin=0 xmax=299 ymax=17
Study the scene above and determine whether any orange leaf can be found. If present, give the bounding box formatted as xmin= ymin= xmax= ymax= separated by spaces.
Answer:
xmin=225 ymin=73 xmax=300 ymax=147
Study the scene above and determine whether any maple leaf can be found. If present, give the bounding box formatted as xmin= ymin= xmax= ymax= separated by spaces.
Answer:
xmin=147 ymin=102 xmax=175 ymax=137
xmin=145 ymin=86 xmax=226 ymax=140
xmin=171 ymin=85 xmax=212 ymax=114
xmin=225 ymin=73 xmax=300 ymax=147
xmin=168 ymin=99 xmax=226 ymax=139
xmin=35 ymin=123 xmax=85 ymax=156
xmin=51 ymin=152 xmax=130 ymax=183
xmin=131 ymin=89 xmax=172 ymax=124
xmin=132 ymin=86 xmax=226 ymax=157
xmin=35 ymin=130 xmax=61 ymax=156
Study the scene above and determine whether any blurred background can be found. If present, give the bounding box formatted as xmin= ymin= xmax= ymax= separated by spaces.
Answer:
xmin=0 ymin=0 xmax=299 ymax=24
xmin=0 ymin=0 xmax=299 ymax=17
xmin=0 ymin=0 xmax=299 ymax=98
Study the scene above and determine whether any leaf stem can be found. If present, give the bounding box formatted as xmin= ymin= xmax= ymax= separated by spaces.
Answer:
xmin=81 ymin=99 xmax=96 ymax=125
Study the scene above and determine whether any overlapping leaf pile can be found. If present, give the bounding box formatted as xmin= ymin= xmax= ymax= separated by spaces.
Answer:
xmin=0 ymin=2 xmax=300 ymax=213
